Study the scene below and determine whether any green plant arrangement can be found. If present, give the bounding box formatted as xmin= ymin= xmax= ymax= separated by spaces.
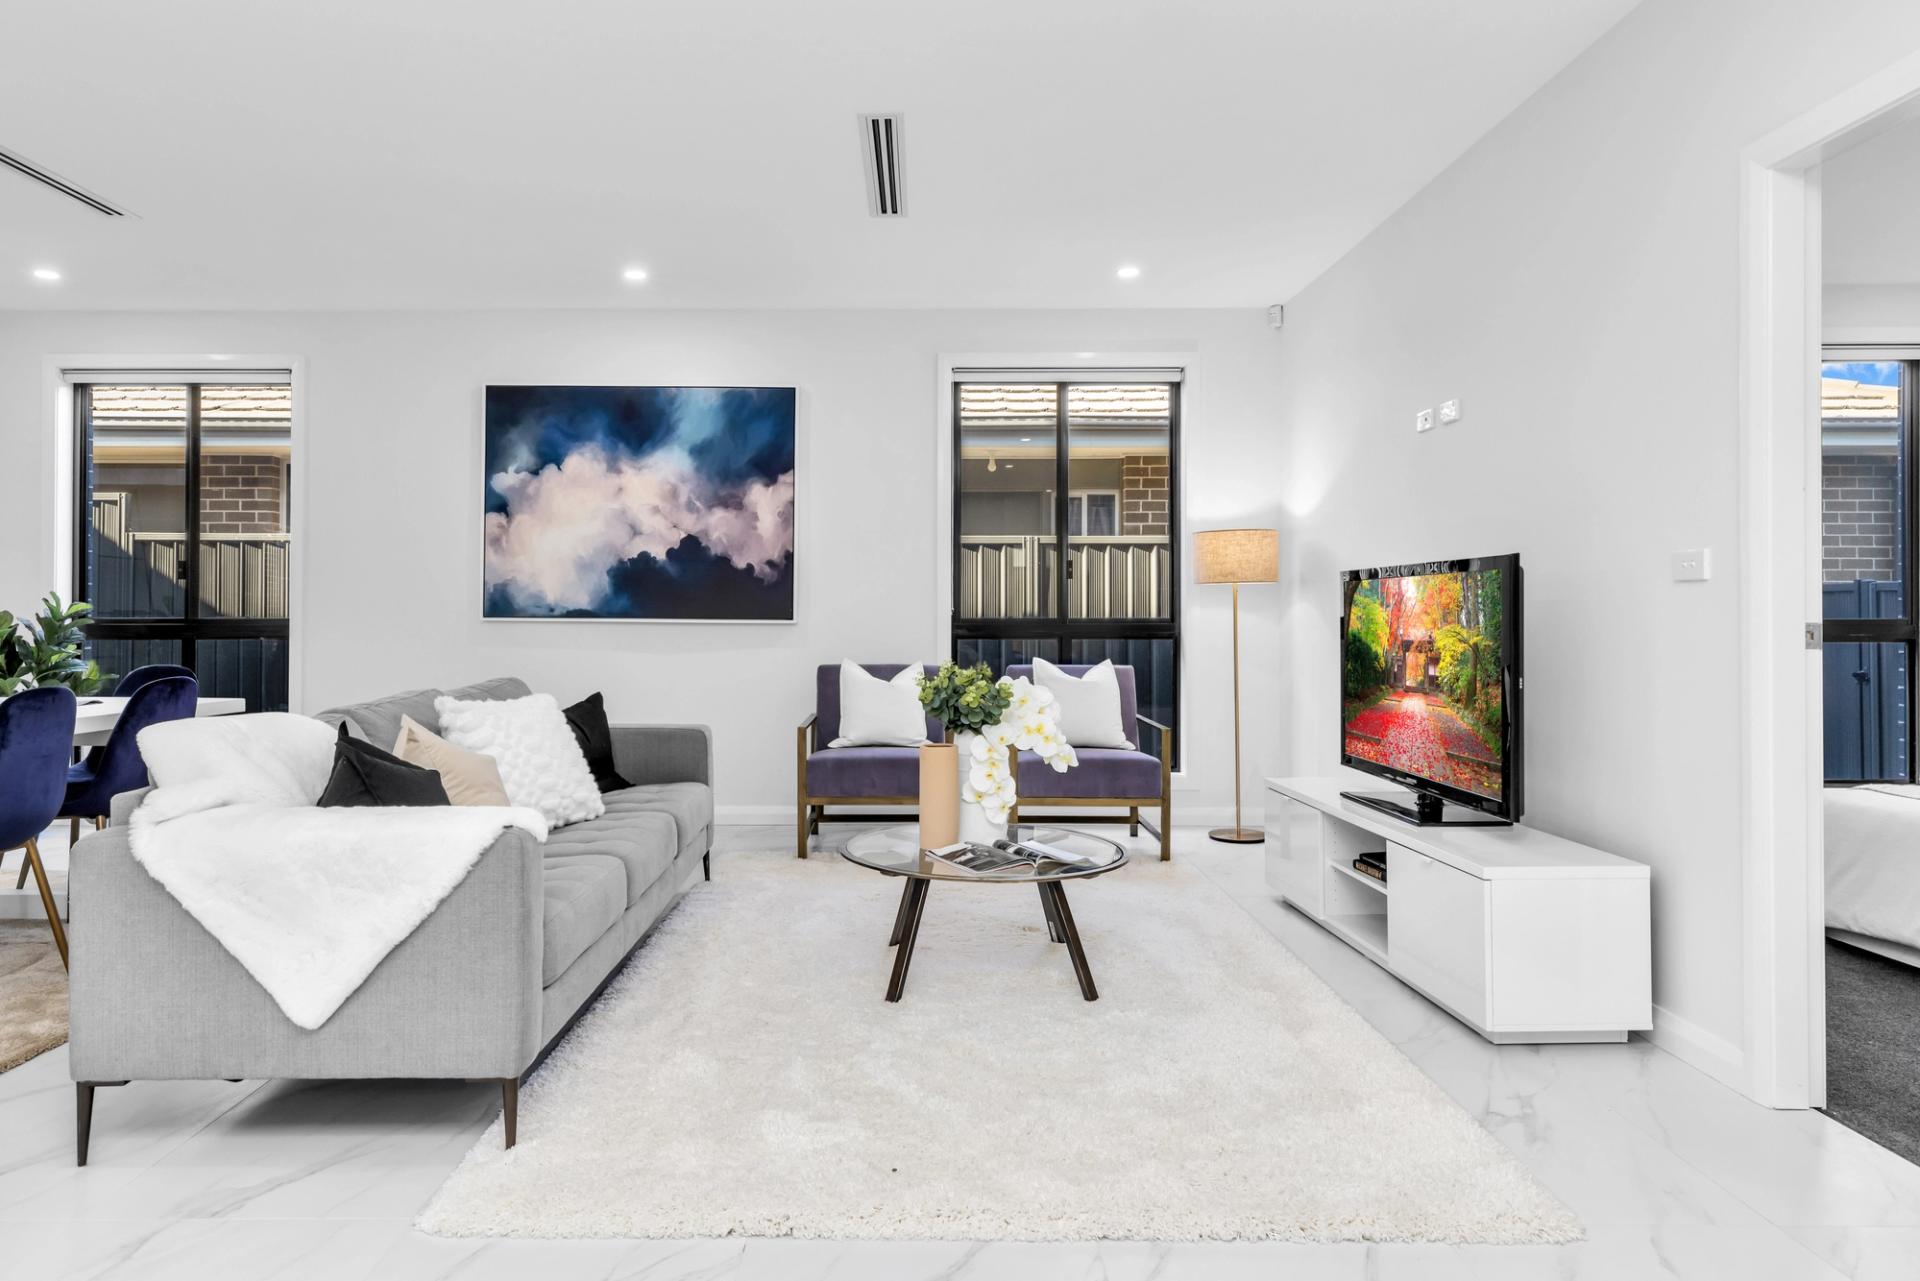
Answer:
xmin=915 ymin=661 xmax=1012 ymax=735
xmin=0 ymin=592 xmax=111 ymax=696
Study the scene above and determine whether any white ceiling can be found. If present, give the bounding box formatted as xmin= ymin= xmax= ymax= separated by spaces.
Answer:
xmin=0 ymin=0 xmax=1642 ymax=310
xmin=1825 ymin=112 xmax=1920 ymax=286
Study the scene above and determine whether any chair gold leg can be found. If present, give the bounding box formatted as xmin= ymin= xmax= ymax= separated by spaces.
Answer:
xmin=14 ymin=848 xmax=28 ymax=891
xmin=24 ymin=838 xmax=68 ymax=971
xmin=95 ymin=816 xmax=107 ymax=831
xmin=70 ymin=817 xmax=80 ymax=845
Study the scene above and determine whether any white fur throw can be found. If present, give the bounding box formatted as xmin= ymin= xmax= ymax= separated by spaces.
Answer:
xmin=130 ymin=712 xmax=548 ymax=1030
xmin=435 ymin=692 xmax=605 ymax=827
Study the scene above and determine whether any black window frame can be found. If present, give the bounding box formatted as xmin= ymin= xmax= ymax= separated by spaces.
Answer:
xmin=1822 ymin=357 xmax=1917 ymax=784
xmin=949 ymin=377 xmax=1182 ymax=765
xmin=72 ymin=382 xmax=292 ymax=689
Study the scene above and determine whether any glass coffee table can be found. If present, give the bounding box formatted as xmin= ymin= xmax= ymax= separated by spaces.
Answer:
xmin=841 ymin=824 xmax=1127 ymax=1003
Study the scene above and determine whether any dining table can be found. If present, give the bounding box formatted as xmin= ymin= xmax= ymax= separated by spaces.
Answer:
xmin=72 ymin=695 xmax=248 ymax=748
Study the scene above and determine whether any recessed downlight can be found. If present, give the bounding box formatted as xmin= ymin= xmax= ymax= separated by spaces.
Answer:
xmin=31 ymin=266 xmax=61 ymax=282
xmin=622 ymin=266 xmax=649 ymax=283
xmin=1115 ymin=264 xmax=1141 ymax=281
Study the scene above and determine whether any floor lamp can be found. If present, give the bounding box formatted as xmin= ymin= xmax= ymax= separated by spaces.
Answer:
xmin=1194 ymin=528 xmax=1278 ymax=844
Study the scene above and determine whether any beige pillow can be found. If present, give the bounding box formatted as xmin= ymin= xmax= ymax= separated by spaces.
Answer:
xmin=391 ymin=715 xmax=510 ymax=807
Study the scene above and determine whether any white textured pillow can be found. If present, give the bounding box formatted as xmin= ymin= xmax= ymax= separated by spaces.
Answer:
xmin=830 ymin=662 xmax=929 ymax=748
xmin=1033 ymin=658 xmax=1133 ymax=749
xmin=434 ymin=692 xmax=604 ymax=827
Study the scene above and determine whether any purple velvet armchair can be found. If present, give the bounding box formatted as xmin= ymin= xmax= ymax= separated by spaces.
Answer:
xmin=796 ymin=662 xmax=1172 ymax=860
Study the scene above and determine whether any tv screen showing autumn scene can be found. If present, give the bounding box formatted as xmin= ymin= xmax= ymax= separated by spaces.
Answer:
xmin=1342 ymin=567 xmax=1507 ymax=802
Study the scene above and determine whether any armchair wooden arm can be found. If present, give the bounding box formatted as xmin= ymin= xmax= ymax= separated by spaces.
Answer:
xmin=1136 ymin=715 xmax=1173 ymax=861
xmin=795 ymin=714 xmax=817 ymax=858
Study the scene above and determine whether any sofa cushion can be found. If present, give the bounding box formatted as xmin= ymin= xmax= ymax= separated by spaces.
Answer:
xmin=541 ymin=854 xmax=626 ymax=984
xmin=1016 ymin=747 xmax=1162 ymax=799
xmin=805 ymin=746 xmax=920 ymax=798
xmin=602 ymin=782 xmax=712 ymax=858
xmin=315 ymin=676 xmax=533 ymax=748
xmin=545 ymin=808 xmax=678 ymax=906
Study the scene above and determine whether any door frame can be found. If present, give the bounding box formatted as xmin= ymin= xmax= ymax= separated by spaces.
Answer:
xmin=1739 ymin=52 xmax=1920 ymax=1108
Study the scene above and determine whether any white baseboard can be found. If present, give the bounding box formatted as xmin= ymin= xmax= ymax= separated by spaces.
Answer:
xmin=1636 ymin=1003 xmax=1747 ymax=1095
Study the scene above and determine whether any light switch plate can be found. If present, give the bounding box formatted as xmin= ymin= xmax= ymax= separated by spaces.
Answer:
xmin=1671 ymin=548 xmax=1711 ymax=582
xmin=1415 ymin=408 xmax=1434 ymax=433
xmin=1439 ymin=398 xmax=1462 ymax=424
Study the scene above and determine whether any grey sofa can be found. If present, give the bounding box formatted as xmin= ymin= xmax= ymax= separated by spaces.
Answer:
xmin=66 ymin=676 xmax=712 ymax=1164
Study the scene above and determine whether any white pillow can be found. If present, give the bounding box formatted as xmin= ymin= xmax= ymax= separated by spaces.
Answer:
xmin=830 ymin=662 xmax=929 ymax=748
xmin=1032 ymin=658 xmax=1134 ymax=749
xmin=434 ymin=692 xmax=604 ymax=827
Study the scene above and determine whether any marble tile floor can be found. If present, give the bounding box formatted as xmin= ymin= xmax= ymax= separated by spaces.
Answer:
xmin=3 ymin=824 xmax=1919 ymax=1279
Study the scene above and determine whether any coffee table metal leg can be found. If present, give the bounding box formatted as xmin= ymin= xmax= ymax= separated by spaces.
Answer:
xmin=1038 ymin=881 xmax=1065 ymax=943
xmin=1045 ymin=882 xmax=1099 ymax=1001
xmin=885 ymin=877 xmax=930 ymax=1002
xmin=889 ymin=875 xmax=917 ymax=946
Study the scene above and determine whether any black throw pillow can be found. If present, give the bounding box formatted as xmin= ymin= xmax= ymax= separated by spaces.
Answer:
xmin=563 ymin=692 xmax=633 ymax=793
xmin=317 ymin=721 xmax=452 ymax=808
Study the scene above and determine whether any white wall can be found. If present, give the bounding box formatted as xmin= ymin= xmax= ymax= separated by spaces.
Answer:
xmin=0 ymin=309 xmax=1285 ymax=820
xmin=1273 ymin=0 xmax=1920 ymax=1082
xmin=1826 ymin=283 xmax=1920 ymax=341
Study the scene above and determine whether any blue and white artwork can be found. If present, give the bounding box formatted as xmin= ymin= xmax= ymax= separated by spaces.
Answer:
xmin=483 ymin=385 xmax=796 ymax=621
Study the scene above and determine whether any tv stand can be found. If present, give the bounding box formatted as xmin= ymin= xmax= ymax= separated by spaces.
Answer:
xmin=1266 ymin=777 xmax=1651 ymax=1044
xmin=1340 ymin=788 xmax=1511 ymax=827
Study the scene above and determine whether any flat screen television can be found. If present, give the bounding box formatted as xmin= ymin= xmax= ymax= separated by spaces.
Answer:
xmin=1339 ymin=555 xmax=1522 ymax=825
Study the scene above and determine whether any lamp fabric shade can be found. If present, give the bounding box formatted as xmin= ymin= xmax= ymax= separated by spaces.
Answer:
xmin=1194 ymin=529 xmax=1279 ymax=585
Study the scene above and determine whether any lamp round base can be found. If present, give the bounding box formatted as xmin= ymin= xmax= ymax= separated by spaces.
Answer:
xmin=1208 ymin=826 xmax=1265 ymax=844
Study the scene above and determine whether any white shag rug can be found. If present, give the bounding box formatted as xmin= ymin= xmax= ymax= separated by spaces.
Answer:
xmin=418 ymin=845 xmax=1580 ymax=1244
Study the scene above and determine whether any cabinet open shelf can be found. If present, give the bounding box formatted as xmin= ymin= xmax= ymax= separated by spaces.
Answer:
xmin=1328 ymin=858 xmax=1388 ymax=896
xmin=1323 ymin=912 xmax=1388 ymax=962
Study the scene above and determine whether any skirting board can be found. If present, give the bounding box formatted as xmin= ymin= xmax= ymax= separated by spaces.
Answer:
xmin=1827 ymin=926 xmax=1920 ymax=971
xmin=1636 ymin=1002 xmax=1748 ymax=1097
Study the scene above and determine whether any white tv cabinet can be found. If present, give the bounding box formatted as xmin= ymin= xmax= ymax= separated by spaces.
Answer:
xmin=1264 ymin=777 xmax=1651 ymax=1044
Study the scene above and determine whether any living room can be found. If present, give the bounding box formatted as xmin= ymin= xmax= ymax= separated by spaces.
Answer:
xmin=3 ymin=2 xmax=1920 ymax=1278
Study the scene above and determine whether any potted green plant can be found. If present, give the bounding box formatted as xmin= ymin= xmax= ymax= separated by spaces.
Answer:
xmin=0 ymin=593 xmax=111 ymax=696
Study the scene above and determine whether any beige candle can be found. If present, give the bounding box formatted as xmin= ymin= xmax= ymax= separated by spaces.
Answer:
xmin=918 ymin=743 xmax=959 ymax=849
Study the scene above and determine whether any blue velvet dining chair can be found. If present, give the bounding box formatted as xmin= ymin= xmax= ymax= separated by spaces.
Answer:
xmin=112 ymin=664 xmax=196 ymax=698
xmin=0 ymin=686 xmax=78 ymax=968
xmin=55 ymin=673 xmax=196 ymax=860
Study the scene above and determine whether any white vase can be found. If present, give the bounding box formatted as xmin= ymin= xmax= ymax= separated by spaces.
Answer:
xmin=954 ymin=731 xmax=1010 ymax=845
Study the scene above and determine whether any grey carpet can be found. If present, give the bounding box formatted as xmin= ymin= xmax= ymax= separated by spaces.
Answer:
xmin=1823 ymin=938 xmax=1920 ymax=1166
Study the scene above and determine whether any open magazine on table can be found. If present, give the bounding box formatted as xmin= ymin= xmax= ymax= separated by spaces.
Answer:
xmin=923 ymin=836 xmax=1115 ymax=875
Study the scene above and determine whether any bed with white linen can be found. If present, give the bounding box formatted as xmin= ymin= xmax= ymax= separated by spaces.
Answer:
xmin=1825 ymin=783 xmax=1920 ymax=967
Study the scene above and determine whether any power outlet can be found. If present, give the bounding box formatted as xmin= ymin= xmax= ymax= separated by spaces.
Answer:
xmin=1439 ymin=398 xmax=1462 ymax=424
xmin=1415 ymin=408 xmax=1434 ymax=433
xmin=1670 ymin=548 xmax=1711 ymax=582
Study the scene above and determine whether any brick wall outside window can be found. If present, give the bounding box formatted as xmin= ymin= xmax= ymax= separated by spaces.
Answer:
xmin=200 ymin=454 xmax=285 ymax=535
xmin=1121 ymin=453 xmax=1169 ymax=537
xmin=1822 ymin=455 xmax=1899 ymax=582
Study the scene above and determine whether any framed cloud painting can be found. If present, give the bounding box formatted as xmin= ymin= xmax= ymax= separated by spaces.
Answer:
xmin=483 ymin=385 xmax=796 ymax=622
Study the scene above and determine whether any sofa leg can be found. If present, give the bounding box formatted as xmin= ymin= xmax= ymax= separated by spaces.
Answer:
xmin=1160 ymin=801 xmax=1172 ymax=861
xmin=76 ymin=1083 xmax=94 ymax=1167
xmin=1129 ymin=806 xmax=1140 ymax=837
xmin=501 ymin=1078 xmax=518 ymax=1149
xmin=796 ymin=802 xmax=810 ymax=859
xmin=702 ymin=852 xmax=711 ymax=882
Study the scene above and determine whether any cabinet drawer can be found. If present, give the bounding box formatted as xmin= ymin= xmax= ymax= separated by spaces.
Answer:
xmin=1386 ymin=842 xmax=1489 ymax=1025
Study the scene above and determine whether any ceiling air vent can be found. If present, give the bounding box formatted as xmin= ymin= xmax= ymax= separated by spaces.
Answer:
xmin=0 ymin=146 xmax=126 ymax=216
xmin=859 ymin=114 xmax=905 ymax=217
